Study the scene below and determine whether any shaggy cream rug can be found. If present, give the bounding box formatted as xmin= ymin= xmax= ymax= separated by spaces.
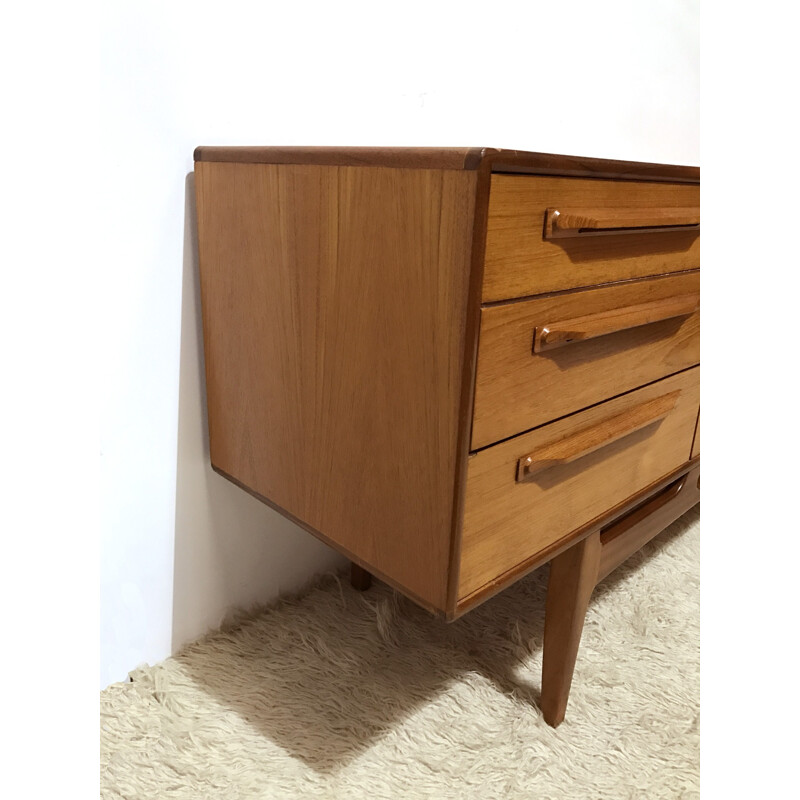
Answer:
xmin=101 ymin=507 xmax=699 ymax=799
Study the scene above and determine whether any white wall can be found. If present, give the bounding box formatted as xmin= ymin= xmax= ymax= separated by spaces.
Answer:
xmin=99 ymin=0 xmax=699 ymax=688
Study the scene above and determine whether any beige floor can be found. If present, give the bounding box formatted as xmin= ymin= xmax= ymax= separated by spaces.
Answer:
xmin=101 ymin=507 xmax=700 ymax=799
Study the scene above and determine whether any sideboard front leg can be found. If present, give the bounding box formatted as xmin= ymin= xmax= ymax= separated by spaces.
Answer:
xmin=350 ymin=562 xmax=373 ymax=591
xmin=541 ymin=531 xmax=601 ymax=727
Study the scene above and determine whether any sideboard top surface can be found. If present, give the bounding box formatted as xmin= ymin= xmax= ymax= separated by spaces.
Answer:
xmin=193 ymin=146 xmax=699 ymax=183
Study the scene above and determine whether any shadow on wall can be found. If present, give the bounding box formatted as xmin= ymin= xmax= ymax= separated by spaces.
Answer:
xmin=171 ymin=173 xmax=347 ymax=654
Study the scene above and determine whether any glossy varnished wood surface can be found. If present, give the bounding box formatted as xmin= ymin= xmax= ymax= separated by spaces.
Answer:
xmin=211 ymin=464 xmax=445 ymax=614
xmin=484 ymin=150 xmax=698 ymax=183
xmin=472 ymin=272 xmax=700 ymax=449
xmin=194 ymin=146 xmax=699 ymax=184
xmin=445 ymin=162 xmax=495 ymax=612
xmin=543 ymin=206 xmax=700 ymax=238
xmin=458 ymin=367 xmax=700 ymax=600
xmin=195 ymin=162 xmax=476 ymax=611
xmin=597 ymin=465 xmax=700 ymax=582
xmin=532 ymin=292 xmax=698 ymax=353
xmin=515 ymin=391 xmax=680 ymax=482
xmin=541 ymin=462 xmax=700 ymax=726
xmin=194 ymin=146 xmax=701 ymax=637
xmin=483 ymin=175 xmax=700 ymax=301
xmin=194 ymin=146 xmax=485 ymax=170
xmin=541 ymin=531 xmax=601 ymax=726
xmin=453 ymin=458 xmax=698 ymax=617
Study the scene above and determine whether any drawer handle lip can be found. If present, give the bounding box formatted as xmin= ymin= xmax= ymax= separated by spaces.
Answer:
xmin=533 ymin=292 xmax=700 ymax=353
xmin=599 ymin=473 xmax=688 ymax=545
xmin=544 ymin=207 xmax=700 ymax=239
xmin=516 ymin=391 xmax=680 ymax=483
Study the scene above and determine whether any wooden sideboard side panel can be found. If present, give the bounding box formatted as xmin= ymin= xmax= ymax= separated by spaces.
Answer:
xmin=195 ymin=163 xmax=477 ymax=611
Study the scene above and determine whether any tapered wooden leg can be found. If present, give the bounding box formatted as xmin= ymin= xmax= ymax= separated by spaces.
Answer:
xmin=350 ymin=562 xmax=372 ymax=591
xmin=541 ymin=531 xmax=601 ymax=727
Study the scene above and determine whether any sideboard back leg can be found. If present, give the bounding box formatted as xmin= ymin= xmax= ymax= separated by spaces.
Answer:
xmin=540 ymin=531 xmax=602 ymax=727
xmin=350 ymin=562 xmax=373 ymax=591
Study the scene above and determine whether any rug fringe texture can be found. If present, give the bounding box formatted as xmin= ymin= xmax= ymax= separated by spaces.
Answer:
xmin=100 ymin=507 xmax=700 ymax=799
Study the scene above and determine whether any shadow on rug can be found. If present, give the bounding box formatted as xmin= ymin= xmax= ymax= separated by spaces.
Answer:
xmin=101 ymin=507 xmax=699 ymax=799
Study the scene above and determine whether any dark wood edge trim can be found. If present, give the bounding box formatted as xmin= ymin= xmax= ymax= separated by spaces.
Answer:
xmin=600 ymin=472 xmax=690 ymax=544
xmin=690 ymin=408 xmax=700 ymax=457
xmin=210 ymin=464 xmax=444 ymax=617
xmin=447 ymin=457 xmax=700 ymax=619
xmin=193 ymin=146 xmax=485 ymax=171
xmin=596 ymin=466 xmax=699 ymax=582
xmin=470 ymin=363 xmax=700 ymax=456
xmin=444 ymin=162 xmax=493 ymax=615
xmin=482 ymin=149 xmax=699 ymax=183
xmin=599 ymin=472 xmax=689 ymax=547
xmin=479 ymin=269 xmax=701 ymax=310
xmin=193 ymin=146 xmax=699 ymax=183
xmin=463 ymin=148 xmax=488 ymax=170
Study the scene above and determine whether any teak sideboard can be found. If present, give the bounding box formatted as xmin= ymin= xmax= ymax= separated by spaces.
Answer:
xmin=193 ymin=147 xmax=700 ymax=726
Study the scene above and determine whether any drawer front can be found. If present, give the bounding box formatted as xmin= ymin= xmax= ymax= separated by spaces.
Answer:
xmin=471 ymin=272 xmax=700 ymax=449
xmin=458 ymin=367 xmax=699 ymax=600
xmin=483 ymin=175 xmax=700 ymax=302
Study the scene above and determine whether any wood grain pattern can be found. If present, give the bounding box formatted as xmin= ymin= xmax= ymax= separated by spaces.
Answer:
xmin=483 ymin=175 xmax=700 ymax=301
xmin=540 ymin=531 xmax=601 ymax=727
xmin=195 ymin=162 xmax=476 ymax=612
xmin=194 ymin=147 xmax=700 ymax=184
xmin=472 ymin=272 xmax=700 ymax=449
xmin=597 ymin=465 xmax=700 ymax=582
xmin=212 ymin=463 xmax=444 ymax=614
xmin=544 ymin=206 xmax=699 ymax=238
xmin=533 ymin=292 xmax=699 ymax=353
xmin=453 ymin=458 xmax=699 ymax=617
xmin=459 ymin=368 xmax=700 ymax=599
xmin=445 ymin=160 xmax=495 ymax=612
xmin=541 ymin=461 xmax=700 ymax=726
xmin=516 ymin=391 xmax=679 ymax=481
xmin=483 ymin=150 xmax=699 ymax=183
xmin=194 ymin=146 xmax=483 ymax=170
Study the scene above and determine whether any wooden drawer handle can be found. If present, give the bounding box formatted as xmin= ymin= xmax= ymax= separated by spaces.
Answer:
xmin=544 ymin=206 xmax=700 ymax=238
xmin=600 ymin=473 xmax=688 ymax=546
xmin=533 ymin=293 xmax=700 ymax=353
xmin=516 ymin=391 xmax=680 ymax=482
